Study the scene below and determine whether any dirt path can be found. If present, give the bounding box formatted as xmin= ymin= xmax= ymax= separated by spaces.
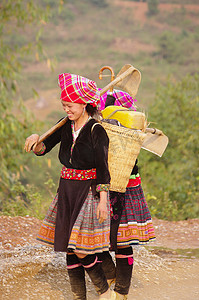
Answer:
xmin=0 ymin=216 xmax=199 ymax=299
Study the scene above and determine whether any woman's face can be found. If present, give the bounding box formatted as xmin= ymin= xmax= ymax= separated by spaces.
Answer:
xmin=61 ymin=101 xmax=86 ymax=121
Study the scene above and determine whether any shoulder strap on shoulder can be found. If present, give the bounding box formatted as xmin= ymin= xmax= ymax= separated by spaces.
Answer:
xmin=91 ymin=122 xmax=102 ymax=133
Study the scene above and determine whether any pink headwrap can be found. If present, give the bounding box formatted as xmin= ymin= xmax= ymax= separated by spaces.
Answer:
xmin=58 ymin=73 xmax=100 ymax=108
xmin=99 ymin=89 xmax=137 ymax=111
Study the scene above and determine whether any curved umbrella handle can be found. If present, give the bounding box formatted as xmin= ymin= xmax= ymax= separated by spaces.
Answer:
xmin=99 ymin=65 xmax=137 ymax=96
xmin=99 ymin=66 xmax=115 ymax=93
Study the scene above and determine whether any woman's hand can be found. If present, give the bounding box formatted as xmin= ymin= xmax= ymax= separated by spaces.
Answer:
xmin=24 ymin=134 xmax=41 ymax=153
xmin=97 ymin=191 xmax=108 ymax=224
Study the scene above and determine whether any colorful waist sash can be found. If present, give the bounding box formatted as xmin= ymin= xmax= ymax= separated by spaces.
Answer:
xmin=61 ymin=166 xmax=96 ymax=180
xmin=127 ymin=175 xmax=141 ymax=187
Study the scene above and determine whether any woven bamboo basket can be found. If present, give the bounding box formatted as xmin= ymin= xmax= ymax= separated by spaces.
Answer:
xmin=101 ymin=121 xmax=146 ymax=193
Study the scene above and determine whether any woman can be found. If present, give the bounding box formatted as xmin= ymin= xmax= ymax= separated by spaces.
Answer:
xmin=99 ymin=91 xmax=156 ymax=300
xmin=24 ymin=73 xmax=111 ymax=300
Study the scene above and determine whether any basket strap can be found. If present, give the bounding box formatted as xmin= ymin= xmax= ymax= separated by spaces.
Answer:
xmin=91 ymin=122 xmax=102 ymax=133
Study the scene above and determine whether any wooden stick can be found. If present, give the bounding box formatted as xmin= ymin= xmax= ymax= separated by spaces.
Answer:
xmin=38 ymin=117 xmax=68 ymax=143
xmin=99 ymin=66 xmax=115 ymax=93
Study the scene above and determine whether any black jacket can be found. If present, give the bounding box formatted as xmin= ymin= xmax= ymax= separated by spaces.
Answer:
xmin=38 ymin=118 xmax=110 ymax=186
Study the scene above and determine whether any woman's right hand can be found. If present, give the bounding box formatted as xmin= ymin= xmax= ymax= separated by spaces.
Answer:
xmin=24 ymin=134 xmax=40 ymax=153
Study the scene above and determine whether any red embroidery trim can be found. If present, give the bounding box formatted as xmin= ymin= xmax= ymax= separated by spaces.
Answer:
xmin=60 ymin=166 xmax=96 ymax=180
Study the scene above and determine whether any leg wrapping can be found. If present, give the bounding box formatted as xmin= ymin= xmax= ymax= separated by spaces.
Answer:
xmin=114 ymin=247 xmax=133 ymax=295
xmin=66 ymin=253 xmax=86 ymax=300
xmin=98 ymin=251 xmax=116 ymax=280
xmin=79 ymin=254 xmax=109 ymax=295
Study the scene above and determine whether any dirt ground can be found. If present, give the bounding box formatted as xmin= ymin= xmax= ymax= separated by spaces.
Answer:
xmin=0 ymin=216 xmax=199 ymax=300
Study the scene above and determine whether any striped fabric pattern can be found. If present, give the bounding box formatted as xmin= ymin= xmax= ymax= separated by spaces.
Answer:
xmin=58 ymin=73 xmax=100 ymax=107
xmin=117 ymin=185 xmax=156 ymax=246
xmin=68 ymin=189 xmax=111 ymax=254
xmin=36 ymin=193 xmax=58 ymax=246
xmin=99 ymin=89 xmax=137 ymax=111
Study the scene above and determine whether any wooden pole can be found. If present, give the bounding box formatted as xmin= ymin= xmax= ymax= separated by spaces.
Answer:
xmin=38 ymin=117 xmax=68 ymax=143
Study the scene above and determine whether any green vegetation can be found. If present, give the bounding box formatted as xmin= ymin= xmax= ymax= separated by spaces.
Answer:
xmin=156 ymin=30 xmax=194 ymax=64
xmin=0 ymin=0 xmax=198 ymax=220
xmin=0 ymin=0 xmax=59 ymax=218
xmin=147 ymin=0 xmax=159 ymax=16
xmin=140 ymin=74 xmax=199 ymax=220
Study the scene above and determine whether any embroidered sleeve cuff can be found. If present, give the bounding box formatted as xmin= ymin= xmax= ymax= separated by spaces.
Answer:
xmin=96 ymin=184 xmax=110 ymax=192
xmin=33 ymin=142 xmax=46 ymax=155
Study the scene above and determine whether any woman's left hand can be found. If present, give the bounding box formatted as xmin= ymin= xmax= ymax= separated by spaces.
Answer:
xmin=97 ymin=201 xmax=108 ymax=224
xmin=97 ymin=191 xmax=108 ymax=224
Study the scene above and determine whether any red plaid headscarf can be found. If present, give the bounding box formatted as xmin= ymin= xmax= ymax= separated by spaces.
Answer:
xmin=58 ymin=73 xmax=100 ymax=108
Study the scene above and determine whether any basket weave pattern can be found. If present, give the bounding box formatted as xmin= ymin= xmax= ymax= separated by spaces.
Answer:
xmin=101 ymin=122 xmax=146 ymax=193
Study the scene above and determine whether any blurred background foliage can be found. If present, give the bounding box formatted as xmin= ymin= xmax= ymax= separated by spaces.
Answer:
xmin=140 ymin=74 xmax=199 ymax=220
xmin=0 ymin=0 xmax=198 ymax=220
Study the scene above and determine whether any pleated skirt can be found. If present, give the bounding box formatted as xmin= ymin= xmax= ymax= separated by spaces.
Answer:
xmin=37 ymin=185 xmax=110 ymax=254
xmin=116 ymin=184 xmax=155 ymax=247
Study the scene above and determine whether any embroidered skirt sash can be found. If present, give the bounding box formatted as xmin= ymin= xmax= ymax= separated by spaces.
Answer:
xmin=60 ymin=166 xmax=96 ymax=180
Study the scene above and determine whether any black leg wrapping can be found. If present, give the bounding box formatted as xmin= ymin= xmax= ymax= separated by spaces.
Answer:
xmin=66 ymin=254 xmax=86 ymax=300
xmin=79 ymin=254 xmax=109 ymax=295
xmin=114 ymin=247 xmax=134 ymax=295
xmin=98 ymin=251 xmax=116 ymax=280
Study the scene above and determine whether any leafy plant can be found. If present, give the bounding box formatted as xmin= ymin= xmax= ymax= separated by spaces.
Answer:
xmin=0 ymin=177 xmax=55 ymax=219
xmin=140 ymin=73 xmax=199 ymax=220
xmin=0 ymin=0 xmax=51 ymax=214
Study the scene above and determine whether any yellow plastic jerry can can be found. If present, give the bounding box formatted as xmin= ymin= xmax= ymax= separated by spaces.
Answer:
xmin=102 ymin=105 xmax=146 ymax=130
